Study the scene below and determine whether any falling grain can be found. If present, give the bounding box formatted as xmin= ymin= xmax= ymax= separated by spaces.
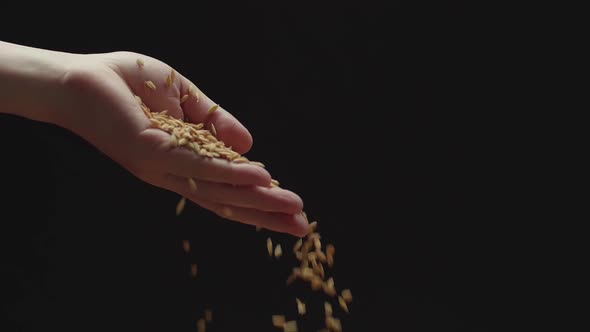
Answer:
xmin=204 ymin=309 xmax=213 ymax=322
xmin=324 ymin=302 xmax=333 ymax=317
xmin=272 ymin=315 xmax=286 ymax=328
xmin=338 ymin=296 xmax=349 ymax=313
xmin=267 ymin=237 xmax=273 ymax=256
xmin=180 ymin=94 xmax=189 ymax=104
xmin=325 ymin=317 xmax=342 ymax=332
xmin=296 ymin=298 xmax=306 ymax=315
xmin=182 ymin=240 xmax=190 ymax=253
xmin=294 ymin=238 xmax=303 ymax=252
xmin=283 ymin=320 xmax=298 ymax=332
xmin=341 ymin=289 xmax=353 ymax=303
xmin=136 ymin=58 xmax=145 ymax=67
xmin=176 ymin=197 xmax=186 ymax=216
xmin=197 ymin=318 xmax=206 ymax=332
xmin=190 ymin=264 xmax=198 ymax=277
xmin=271 ymin=179 xmax=280 ymax=187
xmin=274 ymin=244 xmax=283 ymax=258
xmin=210 ymin=123 xmax=217 ymax=136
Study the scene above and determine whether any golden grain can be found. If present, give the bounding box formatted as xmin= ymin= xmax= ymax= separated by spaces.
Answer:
xmin=182 ymin=240 xmax=190 ymax=253
xmin=324 ymin=302 xmax=333 ymax=317
xmin=190 ymin=263 xmax=198 ymax=277
xmin=145 ymin=80 xmax=156 ymax=90
xmin=271 ymin=179 xmax=280 ymax=187
xmin=296 ymin=298 xmax=306 ymax=315
xmin=176 ymin=197 xmax=186 ymax=216
xmin=274 ymin=244 xmax=283 ymax=258
xmin=267 ymin=237 xmax=273 ymax=256
xmin=180 ymin=94 xmax=189 ymax=104
xmin=188 ymin=178 xmax=197 ymax=192
xmin=204 ymin=309 xmax=212 ymax=322
xmin=338 ymin=296 xmax=349 ymax=313
xmin=294 ymin=239 xmax=303 ymax=252
xmin=341 ymin=289 xmax=352 ymax=303
xmin=272 ymin=315 xmax=286 ymax=328
xmin=207 ymin=104 xmax=219 ymax=115
xmin=308 ymin=221 xmax=318 ymax=234
xmin=136 ymin=58 xmax=144 ymax=67
xmin=197 ymin=318 xmax=206 ymax=332
xmin=325 ymin=317 xmax=342 ymax=332
xmin=283 ymin=320 xmax=298 ymax=332
xmin=210 ymin=123 xmax=217 ymax=136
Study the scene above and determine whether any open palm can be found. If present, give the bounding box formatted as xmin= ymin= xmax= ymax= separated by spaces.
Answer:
xmin=59 ymin=51 xmax=308 ymax=236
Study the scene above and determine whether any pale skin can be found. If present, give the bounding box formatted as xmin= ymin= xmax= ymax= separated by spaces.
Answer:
xmin=0 ymin=40 xmax=309 ymax=236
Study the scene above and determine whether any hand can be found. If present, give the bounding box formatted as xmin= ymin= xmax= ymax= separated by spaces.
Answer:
xmin=57 ymin=51 xmax=308 ymax=236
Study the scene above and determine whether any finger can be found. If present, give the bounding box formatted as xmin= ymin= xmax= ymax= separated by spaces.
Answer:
xmin=138 ymin=128 xmax=272 ymax=186
xmin=187 ymin=195 xmax=309 ymax=237
xmin=161 ymin=173 xmax=303 ymax=214
xmin=176 ymin=73 xmax=254 ymax=155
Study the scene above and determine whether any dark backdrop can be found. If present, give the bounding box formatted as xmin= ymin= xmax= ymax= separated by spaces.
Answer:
xmin=0 ymin=3 xmax=513 ymax=332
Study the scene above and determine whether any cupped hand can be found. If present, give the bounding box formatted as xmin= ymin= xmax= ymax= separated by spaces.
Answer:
xmin=58 ymin=51 xmax=308 ymax=236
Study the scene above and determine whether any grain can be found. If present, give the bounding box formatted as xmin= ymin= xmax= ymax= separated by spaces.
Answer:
xmin=293 ymin=239 xmax=303 ymax=252
xmin=182 ymin=240 xmax=191 ymax=253
xmin=324 ymin=302 xmax=333 ymax=317
xmin=188 ymin=178 xmax=197 ymax=192
xmin=272 ymin=315 xmax=286 ymax=328
xmin=296 ymin=298 xmax=306 ymax=315
xmin=325 ymin=317 xmax=342 ymax=332
xmin=180 ymin=94 xmax=189 ymax=104
xmin=267 ymin=237 xmax=273 ymax=256
xmin=204 ymin=309 xmax=213 ymax=322
xmin=135 ymin=94 xmax=354 ymax=331
xmin=283 ymin=320 xmax=298 ymax=332
xmin=308 ymin=221 xmax=318 ymax=234
xmin=190 ymin=264 xmax=197 ymax=277
xmin=136 ymin=58 xmax=144 ymax=67
xmin=338 ymin=296 xmax=349 ymax=313
xmin=207 ymin=104 xmax=219 ymax=115
xmin=170 ymin=69 xmax=176 ymax=83
xmin=341 ymin=289 xmax=352 ymax=303
xmin=165 ymin=74 xmax=172 ymax=88
xmin=274 ymin=244 xmax=283 ymax=258
xmin=197 ymin=318 xmax=206 ymax=332
xmin=176 ymin=197 xmax=186 ymax=216
xmin=145 ymin=80 xmax=156 ymax=90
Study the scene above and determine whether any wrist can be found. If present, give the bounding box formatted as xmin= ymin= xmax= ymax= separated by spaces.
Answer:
xmin=0 ymin=41 xmax=83 ymax=127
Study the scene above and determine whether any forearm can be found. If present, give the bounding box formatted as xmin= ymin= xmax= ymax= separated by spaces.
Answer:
xmin=0 ymin=40 xmax=78 ymax=125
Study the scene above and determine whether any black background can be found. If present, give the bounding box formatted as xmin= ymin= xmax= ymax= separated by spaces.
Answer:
xmin=0 ymin=2 xmax=517 ymax=332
